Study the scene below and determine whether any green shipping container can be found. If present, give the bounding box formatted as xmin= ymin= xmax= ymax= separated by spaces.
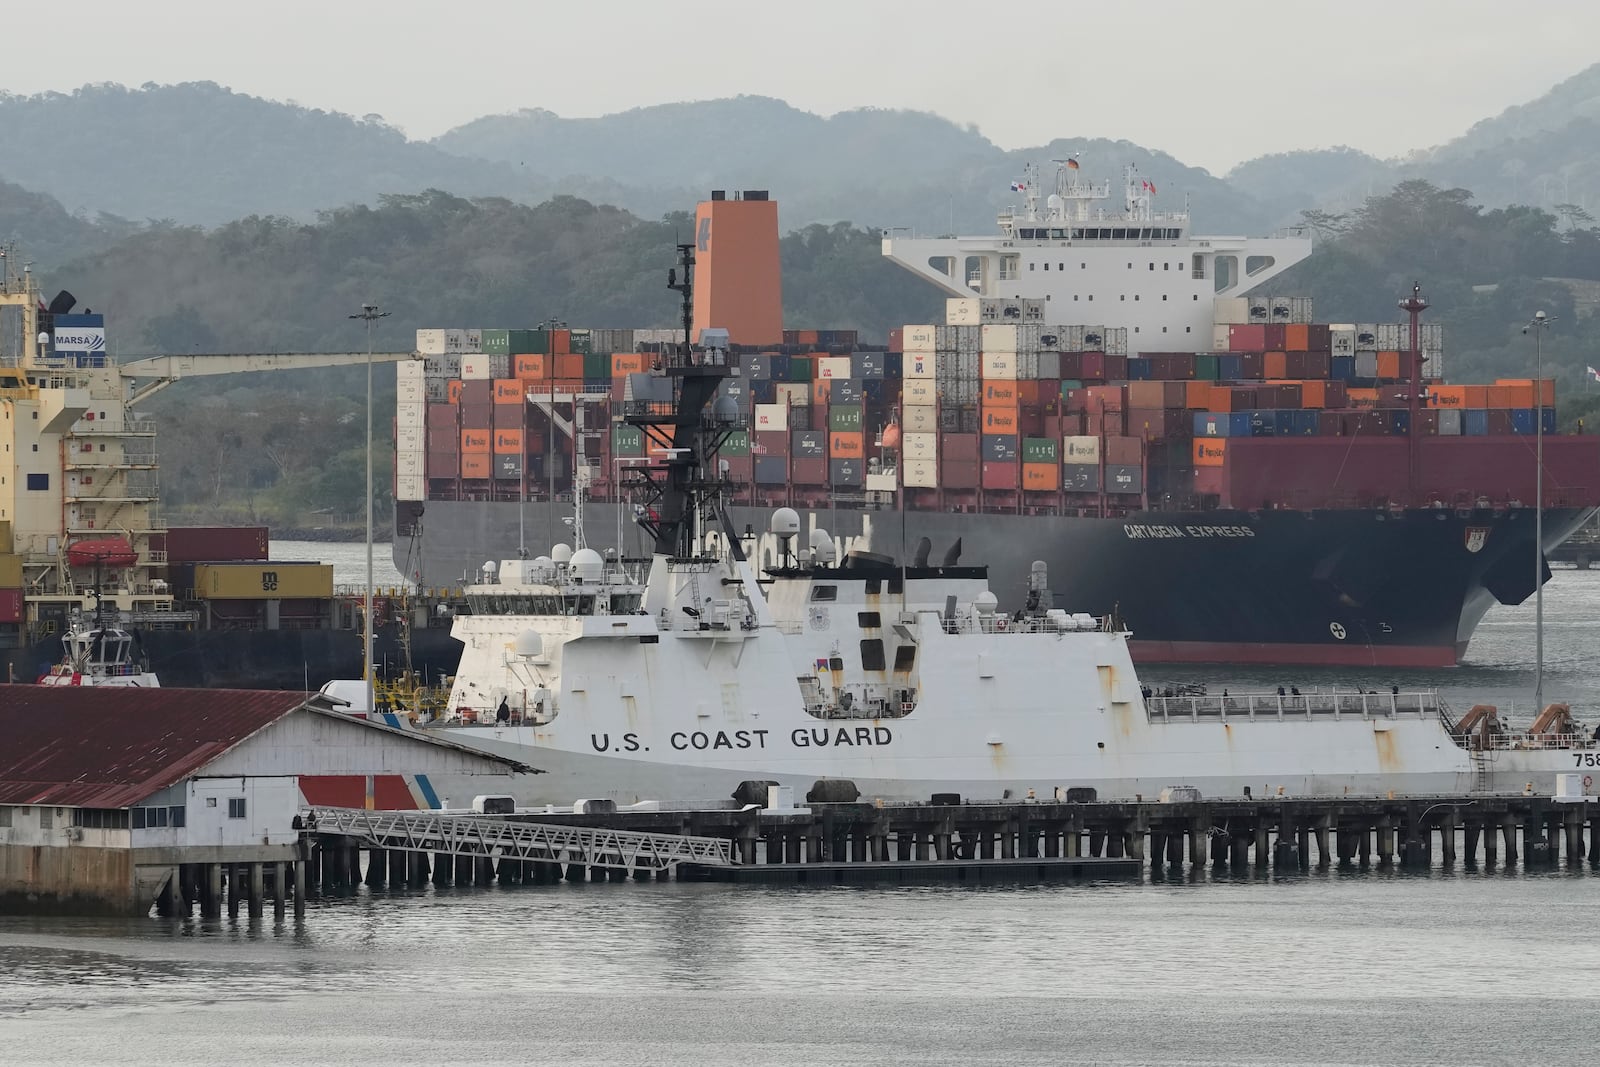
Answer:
xmin=612 ymin=424 xmax=644 ymax=456
xmin=1023 ymin=437 xmax=1058 ymax=463
xmin=510 ymin=329 xmax=546 ymax=355
xmin=480 ymin=329 xmax=510 ymax=355
xmin=583 ymin=352 xmax=610 ymax=379
xmin=787 ymin=357 xmax=813 ymax=382
xmin=829 ymin=405 xmax=863 ymax=432
xmin=1059 ymin=380 xmax=1083 ymax=399
xmin=1195 ymin=354 xmax=1220 ymax=382
xmin=722 ymin=430 xmax=751 ymax=457
xmin=569 ymin=329 xmax=593 ymax=356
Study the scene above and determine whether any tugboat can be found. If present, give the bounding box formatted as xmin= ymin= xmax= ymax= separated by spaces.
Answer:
xmin=38 ymin=537 xmax=159 ymax=687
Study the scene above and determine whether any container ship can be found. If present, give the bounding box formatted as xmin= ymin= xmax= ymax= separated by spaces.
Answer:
xmin=395 ymin=166 xmax=1600 ymax=668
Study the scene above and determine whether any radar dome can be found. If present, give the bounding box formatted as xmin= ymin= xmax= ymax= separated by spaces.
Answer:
xmin=570 ymin=548 xmax=604 ymax=580
xmin=809 ymin=528 xmax=836 ymax=564
xmin=551 ymin=543 xmax=573 ymax=564
xmin=712 ymin=396 xmax=740 ymax=423
xmin=974 ymin=591 xmax=999 ymax=616
xmin=481 ymin=560 xmax=498 ymax=577
xmin=532 ymin=555 xmax=556 ymax=581
xmin=770 ymin=507 xmax=800 ymax=537
xmin=513 ymin=630 xmax=544 ymax=659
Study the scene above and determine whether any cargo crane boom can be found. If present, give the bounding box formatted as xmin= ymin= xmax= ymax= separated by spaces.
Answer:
xmin=121 ymin=352 xmax=418 ymax=404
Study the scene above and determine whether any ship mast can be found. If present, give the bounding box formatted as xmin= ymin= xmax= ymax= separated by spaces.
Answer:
xmin=1400 ymin=283 xmax=1428 ymax=507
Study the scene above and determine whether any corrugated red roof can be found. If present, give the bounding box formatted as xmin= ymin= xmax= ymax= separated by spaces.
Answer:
xmin=0 ymin=687 xmax=310 ymax=808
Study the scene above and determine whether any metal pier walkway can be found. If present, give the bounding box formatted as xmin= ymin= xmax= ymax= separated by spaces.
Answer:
xmin=306 ymin=807 xmax=735 ymax=873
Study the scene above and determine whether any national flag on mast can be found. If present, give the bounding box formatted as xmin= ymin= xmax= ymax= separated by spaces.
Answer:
xmin=1587 ymin=365 xmax=1600 ymax=383
xmin=1010 ymin=180 xmax=1027 ymax=192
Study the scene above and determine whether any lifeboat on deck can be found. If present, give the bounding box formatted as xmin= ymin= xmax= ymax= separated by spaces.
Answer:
xmin=67 ymin=536 xmax=138 ymax=568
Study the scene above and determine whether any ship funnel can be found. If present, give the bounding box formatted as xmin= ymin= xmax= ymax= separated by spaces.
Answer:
xmin=941 ymin=538 xmax=963 ymax=567
xmin=912 ymin=536 xmax=932 ymax=568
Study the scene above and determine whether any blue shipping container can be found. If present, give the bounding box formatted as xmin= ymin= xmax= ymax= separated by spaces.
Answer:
xmin=1217 ymin=355 xmax=1244 ymax=380
xmin=884 ymin=352 xmax=903 ymax=378
xmin=1511 ymin=408 xmax=1537 ymax=435
xmin=1463 ymin=409 xmax=1490 ymax=436
xmin=1330 ymin=356 xmax=1356 ymax=380
xmin=1125 ymin=358 xmax=1151 ymax=381
xmin=769 ymin=354 xmax=791 ymax=380
xmin=1391 ymin=410 xmax=1411 ymax=435
xmin=1192 ymin=411 xmax=1251 ymax=438
xmin=751 ymin=380 xmax=777 ymax=405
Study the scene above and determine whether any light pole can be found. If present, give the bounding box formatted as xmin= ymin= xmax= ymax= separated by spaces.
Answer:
xmin=1525 ymin=309 xmax=1552 ymax=712
xmin=351 ymin=303 xmax=389 ymax=711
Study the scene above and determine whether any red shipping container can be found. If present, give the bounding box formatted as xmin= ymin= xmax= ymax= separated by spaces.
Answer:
xmin=944 ymin=460 xmax=980 ymax=489
xmin=427 ymin=428 xmax=458 ymax=452
xmin=1017 ymin=408 xmax=1046 ymax=438
xmin=1307 ymin=324 xmax=1331 ymax=352
xmin=1263 ymin=352 xmax=1288 ymax=379
xmin=550 ymin=329 xmax=571 ymax=355
xmin=888 ymin=327 xmax=904 ymax=353
xmin=1085 ymin=385 xmax=1125 ymax=411
xmin=1104 ymin=354 xmax=1128 ymax=380
xmin=1079 ymin=352 xmax=1109 ymax=380
xmin=1106 ymin=436 xmax=1142 ymax=464
xmin=165 ymin=526 xmax=269 ymax=563
xmin=792 ymin=458 xmax=827 ymax=484
xmin=1238 ymin=351 xmax=1264 ymax=379
xmin=1057 ymin=411 xmax=1085 ymax=435
xmin=1086 ymin=409 xmax=1125 ymax=436
xmin=1324 ymin=381 xmax=1349 ymax=408
xmin=1126 ymin=408 xmax=1186 ymax=441
xmin=1415 ymin=411 xmax=1440 ymax=435
xmin=427 ymin=453 xmax=457 ymax=479
xmin=1317 ymin=411 xmax=1344 ymax=435
xmin=0 ymin=589 xmax=22 ymax=623
xmin=754 ymin=431 xmax=789 ymax=455
xmin=427 ymin=402 xmax=458 ymax=429
xmin=1058 ymin=352 xmax=1083 ymax=380
xmin=941 ymin=434 xmax=980 ymax=462
xmin=461 ymin=380 xmax=491 ymax=406
xmin=1284 ymin=324 xmax=1310 ymax=352
xmin=1264 ymin=324 xmax=1287 ymax=350
xmin=1229 ymin=324 xmax=1266 ymax=351
xmin=460 ymin=403 xmax=493 ymax=428
xmin=722 ymin=456 xmax=754 ymax=482
xmin=981 ymin=462 xmax=1019 ymax=491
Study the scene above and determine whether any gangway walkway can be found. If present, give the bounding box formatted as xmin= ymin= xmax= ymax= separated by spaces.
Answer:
xmin=305 ymin=806 xmax=735 ymax=873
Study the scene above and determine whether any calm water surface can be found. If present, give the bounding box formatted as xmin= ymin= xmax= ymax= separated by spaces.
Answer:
xmin=4 ymin=558 xmax=1590 ymax=1064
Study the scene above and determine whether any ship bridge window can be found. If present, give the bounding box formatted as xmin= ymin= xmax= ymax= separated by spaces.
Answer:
xmin=1041 ymin=263 xmax=1047 ymax=271
xmin=1114 ymin=229 xmax=1128 ymax=240
xmin=810 ymin=585 xmax=837 ymax=602
xmin=893 ymin=645 xmax=916 ymax=672
xmin=866 ymin=579 xmax=880 ymax=594
xmin=888 ymin=575 xmax=903 ymax=594
xmin=858 ymin=611 xmax=881 ymax=628
xmin=1050 ymin=229 xmax=1066 ymax=239
xmin=860 ymin=639 xmax=886 ymax=672
xmin=1192 ymin=254 xmax=1206 ymax=279
xmin=1071 ymin=229 xmax=1084 ymax=239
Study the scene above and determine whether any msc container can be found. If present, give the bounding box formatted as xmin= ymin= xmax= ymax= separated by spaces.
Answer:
xmin=165 ymin=526 xmax=269 ymax=564
xmin=754 ymin=455 xmax=789 ymax=485
xmin=193 ymin=562 xmax=334 ymax=601
xmin=829 ymin=458 xmax=864 ymax=487
xmin=612 ymin=425 xmax=644 ymax=456
xmin=1105 ymin=464 xmax=1142 ymax=495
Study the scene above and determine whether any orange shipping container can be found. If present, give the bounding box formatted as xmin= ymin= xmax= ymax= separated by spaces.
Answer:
xmin=983 ymin=380 xmax=1018 ymax=405
xmin=461 ymin=429 xmax=491 ymax=454
xmin=1194 ymin=439 xmax=1226 ymax=467
xmin=980 ymin=406 xmax=1019 ymax=434
xmin=1264 ymin=352 xmax=1288 ymax=379
xmin=493 ymin=428 xmax=523 ymax=454
xmin=514 ymin=353 xmax=547 ymax=380
xmin=447 ymin=380 xmax=464 ymax=403
xmin=551 ymin=329 xmax=571 ymax=356
xmin=1487 ymin=384 xmax=1531 ymax=408
xmin=555 ymin=354 xmax=585 ymax=380
xmin=1376 ymin=351 xmax=1401 ymax=380
xmin=1428 ymin=385 xmax=1469 ymax=409
xmin=1464 ymin=385 xmax=1489 ymax=408
xmin=1207 ymin=385 xmax=1246 ymax=412
xmin=611 ymin=353 xmax=645 ymax=376
xmin=1015 ymin=379 xmax=1043 ymax=405
xmin=1184 ymin=381 xmax=1212 ymax=409
xmin=829 ymin=431 xmax=863 ymax=458
xmin=1285 ymin=324 xmax=1310 ymax=352
xmin=1299 ymin=380 xmax=1327 ymax=408
xmin=811 ymin=379 xmax=832 ymax=406
xmin=1022 ymin=463 xmax=1060 ymax=491
xmin=493 ymin=379 xmax=523 ymax=404
xmin=1345 ymin=388 xmax=1379 ymax=410
xmin=461 ymin=454 xmax=491 ymax=479
xmin=1495 ymin=378 xmax=1554 ymax=406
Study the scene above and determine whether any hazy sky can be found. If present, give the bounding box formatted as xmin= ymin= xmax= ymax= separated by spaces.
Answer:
xmin=15 ymin=0 xmax=1599 ymax=173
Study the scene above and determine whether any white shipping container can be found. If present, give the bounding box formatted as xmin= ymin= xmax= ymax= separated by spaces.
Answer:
xmin=1268 ymin=297 xmax=1293 ymax=322
xmin=1213 ymin=324 xmax=1233 ymax=351
xmin=396 ymin=475 xmax=426 ymax=501
xmin=981 ymin=324 xmax=1019 ymax=353
xmin=396 ymin=426 xmax=424 ymax=453
xmin=903 ymin=325 xmax=938 ymax=352
xmin=1104 ymin=327 xmax=1129 ymax=357
xmin=424 ymin=379 xmax=449 ymax=402
xmin=903 ymin=378 xmax=937 ymax=405
xmin=1329 ymin=326 xmax=1357 ymax=356
xmin=416 ymin=328 xmax=447 ymax=355
xmin=1356 ymin=353 xmax=1379 ymax=378
xmin=444 ymin=328 xmax=467 ymax=352
xmin=463 ymin=328 xmax=482 ymax=354
xmin=905 ymin=352 xmax=936 ymax=379
xmin=1354 ymin=324 xmax=1378 ymax=351
xmin=1291 ymin=296 xmax=1314 ymax=324
xmin=903 ymin=404 xmax=938 ymax=434
xmin=903 ymin=458 xmax=938 ymax=488
xmin=1247 ymin=296 xmax=1270 ymax=323
xmin=1376 ymin=323 xmax=1403 ymax=349
xmin=396 ymin=450 xmax=425 ymax=477
xmin=754 ymin=403 xmax=789 ymax=432
xmin=1213 ymin=297 xmax=1250 ymax=326
xmin=774 ymin=383 xmax=810 ymax=407
xmin=488 ymin=354 xmax=511 ymax=379
xmin=398 ymin=378 xmax=426 ymax=404
xmin=1062 ymin=436 xmax=1101 ymax=465
xmin=460 ymin=354 xmax=491 ymax=380
xmin=1020 ymin=298 xmax=1046 ymax=323
xmin=982 ymin=352 xmax=1017 ymax=380
xmin=816 ymin=356 xmax=853 ymax=380
xmin=396 ymin=357 xmax=425 ymax=380
xmin=903 ymin=432 xmax=937 ymax=461
xmin=396 ymin=401 xmax=426 ymax=426
xmin=946 ymin=297 xmax=982 ymax=326
xmin=1438 ymin=409 xmax=1463 ymax=436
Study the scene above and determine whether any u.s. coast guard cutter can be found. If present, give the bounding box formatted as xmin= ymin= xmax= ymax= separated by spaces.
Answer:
xmin=416 ymin=244 xmax=1600 ymax=805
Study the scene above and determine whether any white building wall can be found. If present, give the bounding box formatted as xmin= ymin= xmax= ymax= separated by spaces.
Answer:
xmin=200 ymin=709 xmax=519 ymax=779
xmin=182 ymin=777 xmax=299 ymax=847
xmin=0 ymin=805 xmax=129 ymax=849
